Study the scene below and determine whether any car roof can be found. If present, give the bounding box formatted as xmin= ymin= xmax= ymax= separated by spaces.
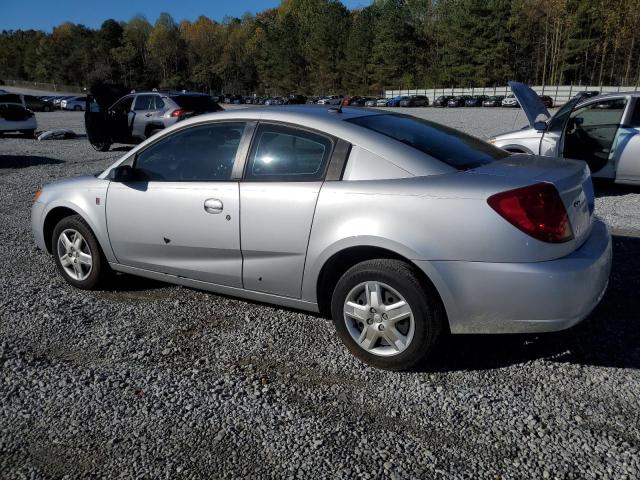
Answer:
xmin=109 ymin=105 xmax=453 ymax=178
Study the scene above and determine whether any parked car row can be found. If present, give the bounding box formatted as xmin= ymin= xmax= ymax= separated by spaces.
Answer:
xmin=432 ymin=93 xmax=554 ymax=108
xmin=219 ymin=94 xmax=309 ymax=105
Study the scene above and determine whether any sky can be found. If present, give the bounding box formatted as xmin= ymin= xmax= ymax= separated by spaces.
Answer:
xmin=1 ymin=0 xmax=372 ymax=32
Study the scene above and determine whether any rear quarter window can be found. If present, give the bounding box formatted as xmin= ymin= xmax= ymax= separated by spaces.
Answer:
xmin=347 ymin=114 xmax=509 ymax=170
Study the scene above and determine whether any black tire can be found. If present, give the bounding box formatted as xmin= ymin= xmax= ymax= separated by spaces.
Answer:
xmin=74 ymin=105 xmax=82 ymax=111
xmin=52 ymin=214 xmax=111 ymax=290
xmin=91 ymin=142 xmax=111 ymax=152
xmin=145 ymin=126 xmax=163 ymax=138
xmin=22 ymin=129 xmax=35 ymax=138
xmin=43 ymin=105 xmax=51 ymax=112
xmin=331 ymin=259 xmax=443 ymax=371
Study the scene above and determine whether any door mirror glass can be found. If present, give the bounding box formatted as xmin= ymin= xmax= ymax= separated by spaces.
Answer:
xmin=533 ymin=120 xmax=547 ymax=131
xmin=107 ymin=164 xmax=138 ymax=182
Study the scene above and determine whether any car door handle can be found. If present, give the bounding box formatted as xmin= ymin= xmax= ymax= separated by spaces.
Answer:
xmin=204 ymin=198 xmax=223 ymax=214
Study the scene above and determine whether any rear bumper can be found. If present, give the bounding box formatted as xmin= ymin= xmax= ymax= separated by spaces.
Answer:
xmin=0 ymin=117 xmax=37 ymax=132
xmin=417 ymin=219 xmax=612 ymax=334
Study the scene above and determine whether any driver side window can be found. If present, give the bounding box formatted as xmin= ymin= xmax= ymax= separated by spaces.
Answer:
xmin=134 ymin=122 xmax=246 ymax=182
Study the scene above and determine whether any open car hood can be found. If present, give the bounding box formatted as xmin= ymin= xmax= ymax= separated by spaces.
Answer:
xmin=508 ymin=81 xmax=551 ymax=127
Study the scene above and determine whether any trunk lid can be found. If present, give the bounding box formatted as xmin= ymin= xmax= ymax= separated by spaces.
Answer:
xmin=509 ymin=81 xmax=551 ymax=128
xmin=470 ymin=154 xmax=594 ymax=248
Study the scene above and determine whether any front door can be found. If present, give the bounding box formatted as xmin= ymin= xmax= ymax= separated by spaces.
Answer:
xmin=562 ymin=97 xmax=628 ymax=176
xmin=240 ymin=123 xmax=334 ymax=298
xmin=107 ymin=95 xmax=135 ymax=143
xmin=106 ymin=121 xmax=247 ymax=286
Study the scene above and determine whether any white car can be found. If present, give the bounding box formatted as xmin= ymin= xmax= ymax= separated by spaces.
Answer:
xmin=491 ymin=82 xmax=640 ymax=185
xmin=501 ymin=94 xmax=519 ymax=107
xmin=317 ymin=95 xmax=342 ymax=105
xmin=0 ymin=95 xmax=37 ymax=137
xmin=61 ymin=96 xmax=87 ymax=111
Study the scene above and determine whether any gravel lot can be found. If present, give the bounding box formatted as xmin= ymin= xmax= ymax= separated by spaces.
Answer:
xmin=1 ymin=109 xmax=639 ymax=479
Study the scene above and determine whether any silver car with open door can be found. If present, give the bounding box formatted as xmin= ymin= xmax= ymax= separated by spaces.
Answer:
xmin=491 ymin=81 xmax=640 ymax=185
xmin=32 ymin=105 xmax=612 ymax=370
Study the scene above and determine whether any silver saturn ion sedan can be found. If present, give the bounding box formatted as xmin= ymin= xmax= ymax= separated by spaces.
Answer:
xmin=31 ymin=105 xmax=612 ymax=370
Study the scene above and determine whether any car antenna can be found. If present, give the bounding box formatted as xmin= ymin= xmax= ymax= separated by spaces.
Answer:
xmin=328 ymin=97 xmax=343 ymax=114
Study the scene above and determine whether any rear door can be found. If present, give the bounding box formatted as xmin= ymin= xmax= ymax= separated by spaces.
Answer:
xmin=239 ymin=123 xmax=335 ymax=298
xmin=131 ymin=94 xmax=156 ymax=139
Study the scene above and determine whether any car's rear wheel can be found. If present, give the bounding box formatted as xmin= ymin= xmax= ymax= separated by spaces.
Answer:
xmin=145 ymin=126 xmax=163 ymax=138
xmin=74 ymin=105 xmax=82 ymax=111
xmin=43 ymin=105 xmax=51 ymax=112
xmin=52 ymin=215 xmax=110 ymax=290
xmin=21 ymin=129 xmax=35 ymax=138
xmin=91 ymin=142 xmax=111 ymax=152
xmin=331 ymin=259 xmax=442 ymax=371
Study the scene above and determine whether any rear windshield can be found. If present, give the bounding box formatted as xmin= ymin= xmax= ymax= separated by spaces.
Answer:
xmin=0 ymin=94 xmax=22 ymax=104
xmin=347 ymin=113 xmax=509 ymax=170
xmin=169 ymin=95 xmax=222 ymax=111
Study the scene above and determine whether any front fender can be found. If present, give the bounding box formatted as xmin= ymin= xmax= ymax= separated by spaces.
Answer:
xmin=40 ymin=195 xmax=115 ymax=263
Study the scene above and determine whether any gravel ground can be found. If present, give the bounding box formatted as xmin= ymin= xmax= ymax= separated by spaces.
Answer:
xmin=1 ymin=109 xmax=639 ymax=479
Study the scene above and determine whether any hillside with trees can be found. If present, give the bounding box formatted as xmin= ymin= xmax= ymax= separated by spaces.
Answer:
xmin=2 ymin=0 xmax=640 ymax=95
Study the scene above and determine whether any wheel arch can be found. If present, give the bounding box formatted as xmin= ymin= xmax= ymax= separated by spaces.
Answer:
xmin=315 ymin=245 xmax=448 ymax=329
xmin=144 ymin=123 xmax=164 ymax=138
xmin=41 ymin=201 xmax=115 ymax=262
xmin=43 ymin=206 xmax=79 ymax=253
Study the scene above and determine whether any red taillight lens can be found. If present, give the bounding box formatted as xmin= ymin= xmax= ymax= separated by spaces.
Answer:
xmin=170 ymin=108 xmax=192 ymax=117
xmin=487 ymin=183 xmax=574 ymax=243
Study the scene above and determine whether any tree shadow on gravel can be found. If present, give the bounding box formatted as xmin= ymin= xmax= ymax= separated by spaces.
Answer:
xmin=0 ymin=155 xmax=64 ymax=169
xmin=422 ymin=234 xmax=640 ymax=373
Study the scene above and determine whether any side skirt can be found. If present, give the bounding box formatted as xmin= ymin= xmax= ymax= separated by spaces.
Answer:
xmin=109 ymin=263 xmax=320 ymax=313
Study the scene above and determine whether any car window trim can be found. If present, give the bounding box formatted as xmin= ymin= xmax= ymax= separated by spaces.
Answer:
xmin=129 ymin=119 xmax=253 ymax=183
xmin=240 ymin=121 xmax=339 ymax=183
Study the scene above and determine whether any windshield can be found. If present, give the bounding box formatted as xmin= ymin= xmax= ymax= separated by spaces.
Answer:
xmin=348 ymin=113 xmax=509 ymax=170
xmin=170 ymin=95 xmax=222 ymax=111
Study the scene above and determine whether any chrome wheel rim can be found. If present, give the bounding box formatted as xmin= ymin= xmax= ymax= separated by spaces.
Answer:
xmin=343 ymin=281 xmax=415 ymax=357
xmin=57 ymin=229 xmax=92 ymax=281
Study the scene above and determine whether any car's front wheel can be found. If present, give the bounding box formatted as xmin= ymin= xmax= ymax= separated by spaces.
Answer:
xmin=91 ymin=142 xmax=111 ymax=152
xmin=331 ymin=259 xmax=443 ymax=371
xmin=52 ymin=215 xmax=110 ymax=289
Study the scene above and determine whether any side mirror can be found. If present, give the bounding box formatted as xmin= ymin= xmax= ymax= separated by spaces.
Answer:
xmin=533 ymin=120 xmax=547 ymax=131
xmin=107 ymin=164 xmax=137 ymax=182
xmin=574 ymin=117 xmax=584 ymax=125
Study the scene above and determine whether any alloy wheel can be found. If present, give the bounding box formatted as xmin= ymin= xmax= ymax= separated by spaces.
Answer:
xmin=57 ymin=229 xmax=93 ymax=281
xmin=343 ymin=281 xmax=415 ymax=357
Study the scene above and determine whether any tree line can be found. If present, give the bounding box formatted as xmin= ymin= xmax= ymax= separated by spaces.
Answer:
xmin=2 ymin=0 xmax=640 ymax=96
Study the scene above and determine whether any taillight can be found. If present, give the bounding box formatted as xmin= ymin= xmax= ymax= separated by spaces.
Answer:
xmin=170 ymin=108 xmax=192 ymax=117
xmin=487 ymin=183 xmax=573 ymax=243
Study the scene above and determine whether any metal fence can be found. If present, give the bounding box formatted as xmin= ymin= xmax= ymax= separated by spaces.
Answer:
xmin=1 ymin=79 xmax=84 ymax=94
xmin=384 ymin=85 xmax=640 ymax=106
